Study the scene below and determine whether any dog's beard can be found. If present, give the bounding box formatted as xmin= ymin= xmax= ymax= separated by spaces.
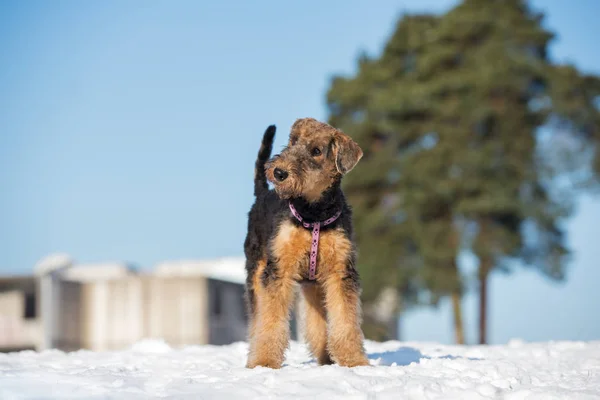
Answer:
xmin=273 ymin=185 xmax=296 ymax=200
xmin=271 ymin=177 xmax=304 ymax=200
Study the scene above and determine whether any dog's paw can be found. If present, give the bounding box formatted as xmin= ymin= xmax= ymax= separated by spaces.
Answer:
xmin=334 ymin=355 xmax=370 ymax=368
xmin=246 ymin=359 xmax=283 ymax=369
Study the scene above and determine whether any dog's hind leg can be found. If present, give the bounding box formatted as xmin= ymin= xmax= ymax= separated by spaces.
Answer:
xmin=301 ymin=284 xmax=333 ymax=365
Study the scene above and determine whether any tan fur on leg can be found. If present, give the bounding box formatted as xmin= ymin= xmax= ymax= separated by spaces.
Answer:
xmin=246 ymin=275 xmax=296 ymax=369
xmin=301 ymin=284 xmax=333 ymax=365
xmin=323 ymin=274 xmax=369 ymax=367
xmin=246 ymin=259 xmax=266 ymax=365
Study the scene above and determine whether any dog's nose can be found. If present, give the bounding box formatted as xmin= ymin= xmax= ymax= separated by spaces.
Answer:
xmin=274 ymin=168 xmax=288 ymax=182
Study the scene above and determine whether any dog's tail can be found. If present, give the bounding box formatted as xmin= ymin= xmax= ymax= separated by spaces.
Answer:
xmin=254 ymin=125 xmax=276 ymax=196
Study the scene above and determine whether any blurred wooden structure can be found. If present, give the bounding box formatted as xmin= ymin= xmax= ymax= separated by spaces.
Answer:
xmin=0 ymin=277 xmax=39 ymax=352
xmin=0 ymin=255 xmax=270 ymax=352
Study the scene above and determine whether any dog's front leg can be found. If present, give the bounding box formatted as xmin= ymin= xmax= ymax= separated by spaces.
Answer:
xmin=323 ymin=266 xmax=369 ymax=367
xmin=246 ymin=259 xmax=295 ymax=369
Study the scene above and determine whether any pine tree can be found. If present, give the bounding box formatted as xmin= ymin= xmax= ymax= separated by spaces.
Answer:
xmin=326 ymin=0 xmax=600 ymax=343
xmin=328 ymin=14 xmax=468 ymax=342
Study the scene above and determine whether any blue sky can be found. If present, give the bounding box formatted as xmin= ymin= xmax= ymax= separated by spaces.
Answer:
xmin=1 ymin=0 xmax=598 ymax=344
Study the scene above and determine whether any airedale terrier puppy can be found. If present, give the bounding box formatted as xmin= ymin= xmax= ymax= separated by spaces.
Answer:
xmin=244 ymin=117 xmax=369 ymax=369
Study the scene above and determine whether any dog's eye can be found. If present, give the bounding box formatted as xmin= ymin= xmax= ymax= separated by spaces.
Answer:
xmin=291 ymin=137 xmax=298 ymax=145
xmin=311 ymin=147 xmax=322 ymax=157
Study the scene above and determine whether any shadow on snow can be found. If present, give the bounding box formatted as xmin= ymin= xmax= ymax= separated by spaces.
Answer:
xmin=368 ymin=347 xmax=483 ymax=366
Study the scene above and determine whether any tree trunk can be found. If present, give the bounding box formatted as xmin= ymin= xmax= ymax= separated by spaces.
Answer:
xmin=387 ymin=313 xmax=399 ymax=341
xmin=448 ymin=251 xmax=465 ymax=345
xmin=451 ymin=291 xmax=465 ymax=344
xmin=478 ymin=258 xmax=491 ymax=344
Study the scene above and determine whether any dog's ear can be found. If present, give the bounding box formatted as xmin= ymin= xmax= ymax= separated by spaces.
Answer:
xmin=333 ymin=132 xmax=363 ymax=174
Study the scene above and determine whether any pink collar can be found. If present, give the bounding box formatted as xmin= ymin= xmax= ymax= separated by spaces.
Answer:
xmin=288 ymin=202 xmax=342 ymax=280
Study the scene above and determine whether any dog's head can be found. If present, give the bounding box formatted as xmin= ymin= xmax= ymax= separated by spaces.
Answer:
xmin=265 ymin=118 xmax=363 ymax=202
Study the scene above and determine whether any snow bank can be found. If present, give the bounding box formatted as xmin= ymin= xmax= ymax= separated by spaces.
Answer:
xmin=34 ymin=253 xmax=74 ymax=276
xmin=60 ymin=262 xmax=135 ymax=282
xmin=154 ymin=257 xmax=246 ymax=284
xmin=0 ymin=340 xmax=599 ymax=399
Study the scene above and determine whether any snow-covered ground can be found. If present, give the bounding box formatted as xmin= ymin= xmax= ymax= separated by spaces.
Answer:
xmin=1 ymin=339 xmax=599 ymax=399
